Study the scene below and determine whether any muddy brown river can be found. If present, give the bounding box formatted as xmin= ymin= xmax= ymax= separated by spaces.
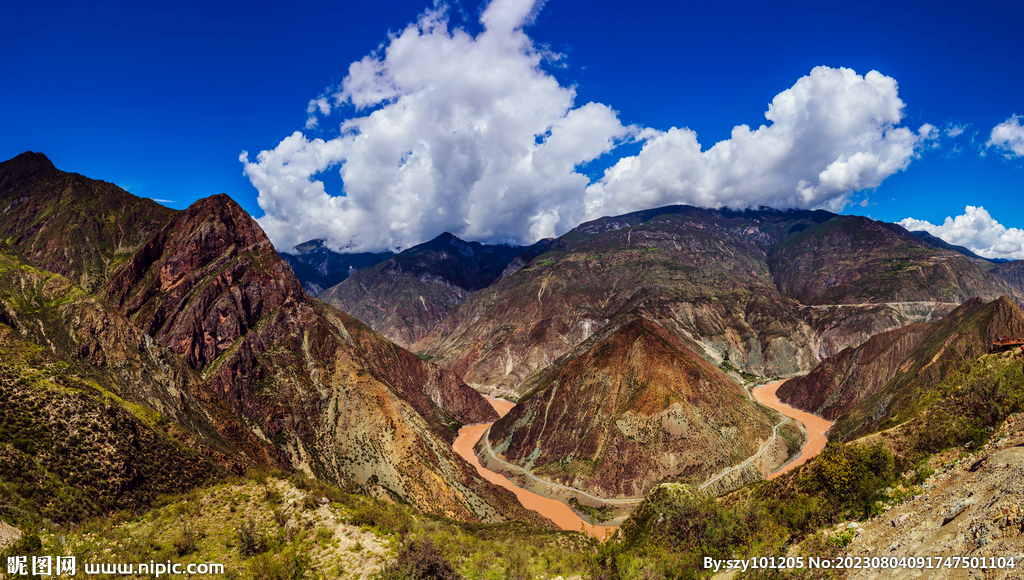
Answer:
xmin=453 ymin=382 xmax=831 ymax=537
xmin=453 ymin=397 xmax=615 ymax=538
xmin=752 ymin=379 xmax=833 ymax=479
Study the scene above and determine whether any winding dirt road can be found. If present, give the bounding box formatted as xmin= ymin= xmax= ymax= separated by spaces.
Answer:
xmin=453 ymin=381 xmax=832 ymax=538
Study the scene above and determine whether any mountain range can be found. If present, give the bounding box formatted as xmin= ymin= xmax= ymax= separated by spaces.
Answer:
xmin=3 ymin=150 xmax=1024 ymax=574
xmin=317 ymin=232 xmax=541 ymax=348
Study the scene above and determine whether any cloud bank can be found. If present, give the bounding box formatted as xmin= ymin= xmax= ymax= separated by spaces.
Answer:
xmin=899 ymin=206 xmax=1024 ymax=261
xmin=585 ymin=67 xmax=924 ymax=217
xmin=987 ymin=115 xmax=1024 ymax=158
xmin=242 ymin=0 xmax=931 ymax=253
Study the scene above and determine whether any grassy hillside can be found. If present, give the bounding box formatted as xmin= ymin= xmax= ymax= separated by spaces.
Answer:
xmin=2 ymin=474 xmax=593 ymax=580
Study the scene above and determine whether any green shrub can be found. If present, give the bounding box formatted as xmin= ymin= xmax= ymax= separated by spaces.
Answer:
xmin=349 ymin=501 xmax=412 ymax=536
xmin=173 ymin=520 xmax=203 ymax=556
xmin=238 ymin=517 xmax=268 ymax=557
xmin=249 ymin=549 xmax=309 ymax=580
xmin=377 ymin=539 xmax=462 ymax=580
xmin=804 ymin=442 xmax=896 ymax=518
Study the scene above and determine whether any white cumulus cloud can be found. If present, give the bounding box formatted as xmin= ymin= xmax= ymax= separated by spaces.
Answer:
xmin=585 ymin=66 xmax=923 ymax=218
xmin=987 ymin=115 xmax=1024 ymax=158
xmin=243 ymin=0 xmax=637 ymax=252
xmin=899 ymin=206 xmax=1024 ymax=261
xmin=243 ymin=0 xmax=931 ymax=253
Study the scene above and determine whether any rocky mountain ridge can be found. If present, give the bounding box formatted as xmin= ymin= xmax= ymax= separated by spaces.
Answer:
xmin=318 ymin=232 xmax=536 ymax=348
xmin=0 ymin=153 xmax=547 ymax=527
xmin=279 ymin=239 xmax=392 ymax=296
xmin=0 ymin=152 xmax=175 ymax=292
xmin=417 ymin=206 xmax=1021 ymax=401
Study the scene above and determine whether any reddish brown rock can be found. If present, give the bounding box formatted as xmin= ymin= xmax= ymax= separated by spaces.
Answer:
xmin=98 ymin=193 xmax=533 ymax=524
xmin=105 ymin=193 xmax=300 ymax=370
xmin=777 ymin=323 xmax=931 ymax=420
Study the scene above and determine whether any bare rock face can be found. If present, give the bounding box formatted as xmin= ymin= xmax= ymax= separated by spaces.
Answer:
xmin=106 ymin=193 xmax=300 ymax=370
xmin=487 ymin=317 xmax=781 ymax=498
xmin=993 ymin=261 xmax=1024 ymax=298
xmin=98 ymin=194 xmax=534 ymax=524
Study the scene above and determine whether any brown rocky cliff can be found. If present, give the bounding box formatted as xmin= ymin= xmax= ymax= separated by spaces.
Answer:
xmin=103 ymin=192 xmax=495 ymax=429
xmin=99 ymin=194 xmax=518 ymax=522
xmin=105 ymin=193 xmax=300 ymax=370
xmin=777 ymin=323 xmax=931 ymax=420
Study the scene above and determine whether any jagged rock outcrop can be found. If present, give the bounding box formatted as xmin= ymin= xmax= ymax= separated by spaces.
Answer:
xmin=0 ymin=241 xmax=260 ymax=469
xmin=105 ymin=194 xmax=303 ymax=370
xmin=486 ymin=317 xmax=781 ymax=498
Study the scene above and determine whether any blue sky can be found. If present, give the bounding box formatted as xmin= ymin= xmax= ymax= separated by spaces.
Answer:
xmin=3 ymin=0 xmax=1023 ymax=257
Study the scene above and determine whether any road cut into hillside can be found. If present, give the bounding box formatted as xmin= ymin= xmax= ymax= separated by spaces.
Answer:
xmin=453 ymin=397 xmax=616 ymax=539
xmin=752 ymin=379 xmax=833 ymax=479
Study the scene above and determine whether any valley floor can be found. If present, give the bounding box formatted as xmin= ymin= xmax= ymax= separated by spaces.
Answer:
xmin=453 ymin=398 xmax=618 ymax=538
xmin=455 ymin=382 xmax=837 ymax=539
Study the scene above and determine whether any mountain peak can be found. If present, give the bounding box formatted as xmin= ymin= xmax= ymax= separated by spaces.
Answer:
xmin=8 ymin=151 xmax=54 ymax=170
xmin=106 ymin=192 xmax=303 ymax=369
xmin=291 ymin=239 xmax=328 ymax=254
xmin=0 ymin=151 xmax=57 ymax=193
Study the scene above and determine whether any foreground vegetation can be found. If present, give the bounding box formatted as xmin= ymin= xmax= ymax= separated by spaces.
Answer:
xmin=1 ymin=471 xmax=595 ymax=580
xmin=590 ymin=349 xmax=1024 ymax=579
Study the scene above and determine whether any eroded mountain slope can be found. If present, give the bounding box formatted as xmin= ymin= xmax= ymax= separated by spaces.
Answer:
xmin=99 ymin=194 xmax=543 ymax=524
xmin=486 ymin=317 xmax=784 ymax=498
xmin=0 ymin=152 xmax=175 ymax=291
xmin=779 ymin=296 xmax=1024 ymax=441
xmin=418 ymin=206 xmax=1004 ymax=399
